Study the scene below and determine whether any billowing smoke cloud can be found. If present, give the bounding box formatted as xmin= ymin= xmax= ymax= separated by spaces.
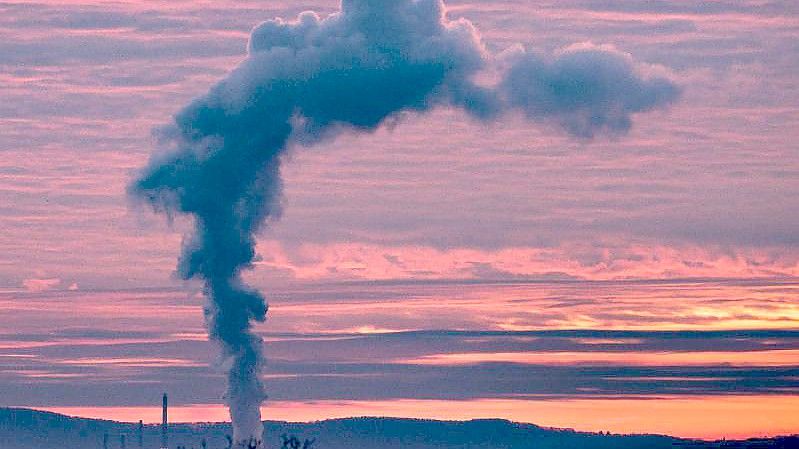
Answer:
xmin=131 ymin=0 xmax=680 ymax=446
xmin=500 ymin=43 xmax=681 ymax=137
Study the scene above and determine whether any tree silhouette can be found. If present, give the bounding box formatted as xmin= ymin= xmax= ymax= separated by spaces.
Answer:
xmin=280 ymin=434 xmax=315 ymax=449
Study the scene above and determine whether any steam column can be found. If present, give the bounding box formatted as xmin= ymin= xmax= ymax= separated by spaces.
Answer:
xmin=161 ymin=393 xmax=168 ymax=449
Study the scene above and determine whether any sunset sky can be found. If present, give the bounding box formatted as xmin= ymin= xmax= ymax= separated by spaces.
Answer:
xmin=1 ymin=0 xmax=798 ymax=441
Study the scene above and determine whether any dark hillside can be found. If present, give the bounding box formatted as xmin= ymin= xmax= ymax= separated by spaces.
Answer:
xmin=0 ymin=408 xmax=796 ymax=449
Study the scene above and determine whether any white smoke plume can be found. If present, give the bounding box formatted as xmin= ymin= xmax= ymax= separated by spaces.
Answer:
xmin=499 ymin=43 xmax=681 ymax=137
xmin=131 ymin=0 xmax=680 ymax=446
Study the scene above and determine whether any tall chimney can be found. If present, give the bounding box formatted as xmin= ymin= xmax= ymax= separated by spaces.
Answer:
xmin=138 ymin=420 xmax=143 ymax=448
xmin=161 ymin=393 xmax=168 ymax=449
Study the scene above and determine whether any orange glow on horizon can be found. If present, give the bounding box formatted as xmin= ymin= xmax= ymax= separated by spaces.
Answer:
xmin=401 ymin=349 xmax=799 ymax=367
xmin=40 ymin=395 xmax=799 ymax=440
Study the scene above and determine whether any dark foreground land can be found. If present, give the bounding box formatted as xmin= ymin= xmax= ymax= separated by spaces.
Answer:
xmin=1 ymin=408 xmax=797 ymax=449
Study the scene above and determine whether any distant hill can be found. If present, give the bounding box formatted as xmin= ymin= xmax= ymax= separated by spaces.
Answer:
xmin=0 ymin=408 xmax=797 ymax=449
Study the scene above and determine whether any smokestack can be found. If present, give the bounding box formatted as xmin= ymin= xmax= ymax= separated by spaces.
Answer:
xmin=138 ymin=420 xmax=143 ymax=448
xmin=161 ymin=393 xmax=168 ymax=449
xmin=131 ymin=1 xmax=679 ymax=446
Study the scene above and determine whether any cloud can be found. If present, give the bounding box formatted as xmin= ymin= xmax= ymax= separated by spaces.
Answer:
xmin=22 ymin=278 xmax=61 ymax=292
xmin=133 ymin=0 xmax=495 ymax=442
xmin=250 ymin=240 xmax=799 ymax=283
xmin=500 ymin=43 xmax=681 ymax=137
xmin=0 ymin=35 xmax=242 ymax=66
xmin=2 ymin=328 xmax=798 ymax=405
xmin=131 ymin=1 xmax=681 ymax=442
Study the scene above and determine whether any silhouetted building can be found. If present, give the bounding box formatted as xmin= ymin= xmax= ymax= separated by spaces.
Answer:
xmin=161 ymin=393 xmax=168 ymax=449
xmin=138 ymin=420 xmax=143 ymax=448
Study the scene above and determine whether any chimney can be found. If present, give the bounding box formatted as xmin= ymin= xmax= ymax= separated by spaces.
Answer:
xmin=161 ymin=393 xmax=168 ymax=449
xmin=138 ymin=420 xmax=143 ymax=448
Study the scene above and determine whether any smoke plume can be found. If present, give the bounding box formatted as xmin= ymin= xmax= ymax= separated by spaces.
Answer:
xmin=499 ymin=43 xmax=681 ymax=137
xmin=131 ymin=0 xmax=680 ymax=445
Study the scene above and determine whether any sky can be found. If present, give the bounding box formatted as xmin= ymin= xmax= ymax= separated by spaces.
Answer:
xmin=0 ymin=0 xmax=798 ymax=440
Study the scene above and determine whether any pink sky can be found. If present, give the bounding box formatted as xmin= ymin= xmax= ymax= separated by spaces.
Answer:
xmin=0 ymin=0 xmax=797 ymax=291
xmin=0 ymin=0 xmax=798 ymax=439
xmin=2 ymin=281 xmax=799 ymax=438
